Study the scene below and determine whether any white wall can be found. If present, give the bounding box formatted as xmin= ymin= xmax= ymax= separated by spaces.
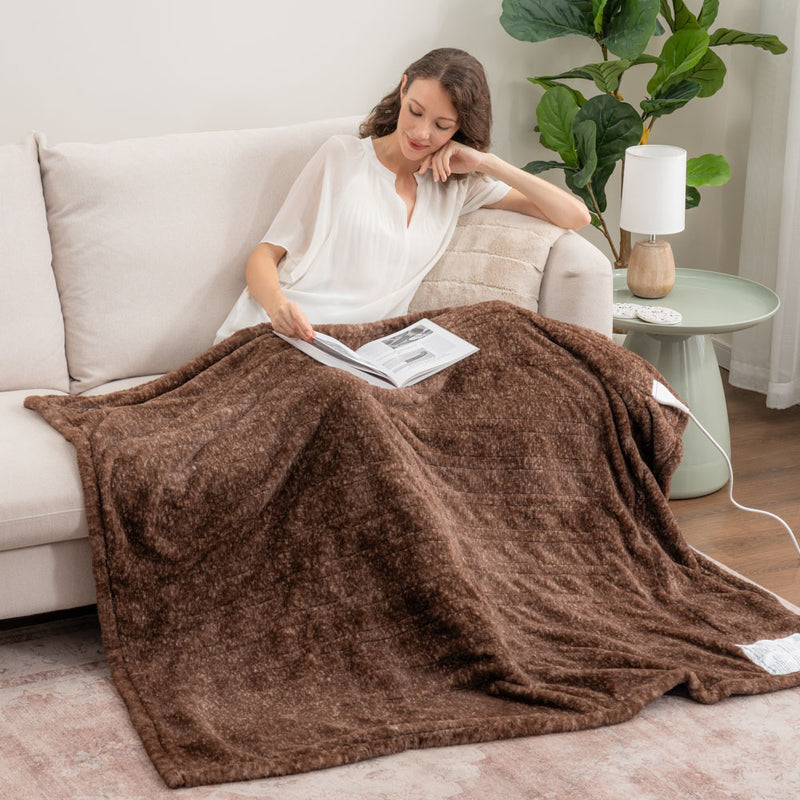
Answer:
xmin=0 ymin=0 xmax=774 ymax=276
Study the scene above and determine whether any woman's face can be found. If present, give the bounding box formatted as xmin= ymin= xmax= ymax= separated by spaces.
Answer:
xmin=396 ymin=76 xmax=459 ymax=163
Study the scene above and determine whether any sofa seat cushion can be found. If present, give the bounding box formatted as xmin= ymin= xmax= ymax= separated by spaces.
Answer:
xmin=0 ymin=136 xmax=69 ymax=392
xmin=0 ymin=375 xmax=165 ymax=554
xmin=38 ymin=118 xmax=359 ymax=393
xmin=82 ymin=375 xmax=165 ymax=396
xmin=0 ymin=390 xmax=87 ymax=552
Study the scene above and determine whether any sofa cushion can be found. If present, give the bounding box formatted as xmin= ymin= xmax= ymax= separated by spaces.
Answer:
xmin=38 ymin=118 xmax=359 ymax=393
xmin=0 ymin=538 xmax=95 ymax=619
xmin=82 ymin=375 xmax=165 ymax=396
xmin=0 ymin=136 xmax=69 ymax=392
xmin=409 ymin=208 xmax=561 ymax=314
xmin=0 ymin=375 xmax=163 ymax=556
xmin=0 ymin=390 xmax=87 ymax=553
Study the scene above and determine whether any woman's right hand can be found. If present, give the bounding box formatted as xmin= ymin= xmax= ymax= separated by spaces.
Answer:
xmin=245 ymin=243 xmax=315 ymax=342
xmin=269 ymin=299 xmax=315 ymax=342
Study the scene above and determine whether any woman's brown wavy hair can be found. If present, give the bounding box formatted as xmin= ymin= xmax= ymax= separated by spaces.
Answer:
xmin=359 ymin=48 xmax=493 ymax=155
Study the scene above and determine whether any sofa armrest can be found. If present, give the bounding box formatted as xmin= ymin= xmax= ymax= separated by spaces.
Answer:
xmin=410 ymin=208 xmax=612 ymax=336
xmin=538 ymin=230 xmax=613 ymax=336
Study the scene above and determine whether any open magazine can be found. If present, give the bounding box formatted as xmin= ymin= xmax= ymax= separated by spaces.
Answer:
xmin=275 ymin=319 xmax=478 ymax=388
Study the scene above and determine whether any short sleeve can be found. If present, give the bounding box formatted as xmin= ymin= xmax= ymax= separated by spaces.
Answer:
xmin=261 ymin=136 xmax=349 ymax=283
xmin=459 ymin=173 xmax=510 ymax=216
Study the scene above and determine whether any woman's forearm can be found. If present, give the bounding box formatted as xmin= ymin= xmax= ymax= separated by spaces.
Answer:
xmin=246 ymin=242 xmax=315 ymax=341
xmin=245 ymin=242 xmax=288 ymax=318
xmin=480 ymin=153 xmax=591 ymax=230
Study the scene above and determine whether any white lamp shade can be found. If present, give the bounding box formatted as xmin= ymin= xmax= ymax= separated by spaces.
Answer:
xmin=619 ymin=144 xmax=687 ymax=235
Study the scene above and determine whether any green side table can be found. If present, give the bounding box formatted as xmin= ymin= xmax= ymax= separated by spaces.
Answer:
xmin=613 ymin=268 xmax=779 ymax=499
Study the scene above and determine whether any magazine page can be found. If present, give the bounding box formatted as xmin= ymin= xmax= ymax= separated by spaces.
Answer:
xmin=275 ymin=319 xmax=477 ymax=388
xmin=273 ymin=332 xmax=398 ymax=388
xmin=355 ymin=320 xmax=478 ymax=387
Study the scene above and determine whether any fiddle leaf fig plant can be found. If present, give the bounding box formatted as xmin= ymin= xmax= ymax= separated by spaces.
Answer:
xmin=500 ymin=0 xmax=787 ymax=267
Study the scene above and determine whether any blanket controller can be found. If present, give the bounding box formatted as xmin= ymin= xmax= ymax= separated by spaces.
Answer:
xmin=651 ymin=380 xmax=800 ymax=559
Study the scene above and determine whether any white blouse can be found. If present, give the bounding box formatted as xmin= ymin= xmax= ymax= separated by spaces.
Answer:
xmin=214 ymin=135 xmax=510 ymax=343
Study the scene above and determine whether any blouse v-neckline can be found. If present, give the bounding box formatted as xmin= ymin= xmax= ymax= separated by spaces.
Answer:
xmin=367 ymin=138 xmax=422 ymax=229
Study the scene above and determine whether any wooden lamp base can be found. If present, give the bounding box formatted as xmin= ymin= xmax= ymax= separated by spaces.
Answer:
xmin=626 ymin=239 xmax=676 ymax=299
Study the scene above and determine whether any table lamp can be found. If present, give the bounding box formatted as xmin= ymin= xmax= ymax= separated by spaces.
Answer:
xmin=619 ymin=144 xmax=687 ymax=298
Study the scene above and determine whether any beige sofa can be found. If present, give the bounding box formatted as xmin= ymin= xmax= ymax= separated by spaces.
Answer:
xmin=0 ymin=117 xmax=612 ymax=620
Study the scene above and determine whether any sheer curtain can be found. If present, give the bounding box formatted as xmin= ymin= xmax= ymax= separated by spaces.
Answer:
xmin=730 ymin=0 xmax=800 ymax=409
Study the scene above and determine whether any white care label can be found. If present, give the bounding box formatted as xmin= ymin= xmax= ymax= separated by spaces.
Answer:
xmin=737 ymin=632 xmax=800 ymax=675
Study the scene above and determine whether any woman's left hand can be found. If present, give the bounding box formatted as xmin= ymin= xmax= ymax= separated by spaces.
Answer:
xmin=418 ymin=141 xmax=485 ymax=182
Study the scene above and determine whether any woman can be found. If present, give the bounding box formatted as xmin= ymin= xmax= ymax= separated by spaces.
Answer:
xmin=215 ymin=48 xmax=590 ymax=345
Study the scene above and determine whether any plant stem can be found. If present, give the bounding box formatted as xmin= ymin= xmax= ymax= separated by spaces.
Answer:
xmin=618 ymin=158 xmax=631 ymax=268
xmin=585 ymin=183 xmax=620 ymax=264
xmin=619 ymin=229 xmax=631 ymax=269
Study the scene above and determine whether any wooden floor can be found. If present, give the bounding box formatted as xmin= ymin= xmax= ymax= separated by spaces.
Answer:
xmin=670 ymin=370 xmax=800 ymax=606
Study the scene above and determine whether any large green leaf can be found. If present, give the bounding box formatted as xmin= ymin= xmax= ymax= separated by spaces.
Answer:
xmin=698 ymin=0 xmax=719 ymax=29
xmin=564 ymin=170 xmax=593 ymax=210
xmin=567 ymin=161 xmax=616 ymax=212
xmin=528 ymin=77 xmax=588 ymax=106
xmin=530 ymin=68 xmax=593 ymax=82
xmin=500 ymin=0 xmax=595 ymax=43
xmin=686 ymin=154 xmax=731 ymax=187
xmin=682 ymin=48 xmax=726 ymax=98
xmin=709 ymin=28 xmax=788 ymax=54
xmin=572 ymin=120 xmax=599 ymax=187
xmin=579 ymin=60 xmax=634 ymax=93
xmin=575 ymin=94 xmax=643 ymax=166
xmin=671 ymin=0 xmax=699 ymax=31
xmin=647 ymin=27 xmax=710 ymax=95
xmin=532 ymin=61 xmax=633 ymax=93
xmin=630 ymin=53 xmax=661 ymax=66
xmin=661 ymin=2 xmax=737 ymax=35
xmin=591 ymin=0 xmax=608 ymax=36
xmin=603 ymin=0 xmax=660 ymax=59
xmin=536 ymin=86 xmax=580 ymax=166
xmin=640 ymin=80 xmax=701 ymax=119
xmin=660 ymin=0 xmax=674 ymax=32
xmin=564 ymin=95 xmax=642 ymax=211
xmin=522 ymin=160 xmax=571 ymax=175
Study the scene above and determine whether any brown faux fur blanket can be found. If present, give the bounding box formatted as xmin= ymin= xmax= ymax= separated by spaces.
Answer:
xmin=26 ymin=301 xmax=800 ymax=788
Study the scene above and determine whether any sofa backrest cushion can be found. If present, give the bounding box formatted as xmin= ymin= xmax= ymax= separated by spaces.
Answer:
xmin=409 ymin=207 xmax=561 ymax=315
xmin=0 ymin=136 xmax=69 ymax=392
xmin=38 ymin=118 xmax=359 ymax=392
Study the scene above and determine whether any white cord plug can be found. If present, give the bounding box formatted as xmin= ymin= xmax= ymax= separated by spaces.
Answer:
xmin=651 ymin=379 xmax=690 ymax=414
xmin=651 ymin=380 xmax=800 ymax=558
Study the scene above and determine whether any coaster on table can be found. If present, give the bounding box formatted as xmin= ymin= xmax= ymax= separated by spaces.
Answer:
xmin=613 ymin=302 xmax=643 ymax=319
xmin=636 ymin=306 xmax=682 ymax=325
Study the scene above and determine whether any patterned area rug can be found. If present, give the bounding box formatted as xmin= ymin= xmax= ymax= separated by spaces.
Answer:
xmin=1 ymin=608 xmax=798 ymax=800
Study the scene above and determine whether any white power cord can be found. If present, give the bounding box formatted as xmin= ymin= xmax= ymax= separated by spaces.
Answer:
xmin=651 ymin=380 xmax=800 ymax=559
